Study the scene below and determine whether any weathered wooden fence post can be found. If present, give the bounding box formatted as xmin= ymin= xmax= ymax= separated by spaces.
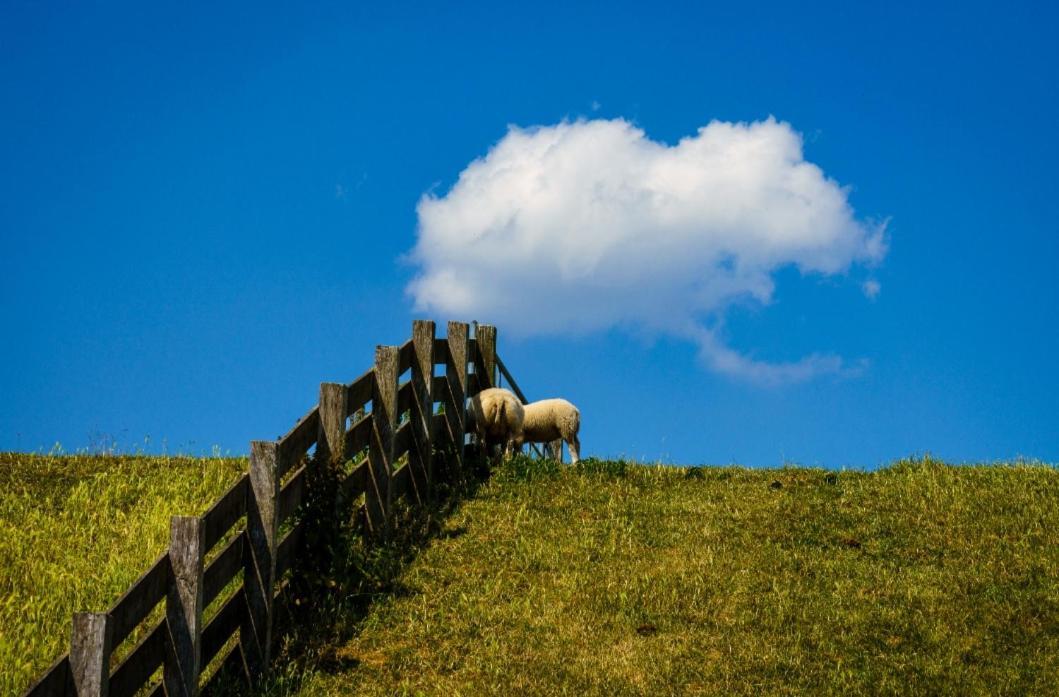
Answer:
xmin=476 ymin=324 xmax=497 ymax=390
xmin=70 ymin=612 xmax=111 ymax=697
xmin=410 ymin=320 xmax=435 ymax=504
xmin=164 ymin=516 xmax=204 ymax=697
xmin=319 ymin=381 xmax=351 ymax=520
xmin=243 ymin=440 xmax=279 ymax=683
xmin=318 ymin=383 xmax=349 ymax=469
xmin=368 ymin=345 xmax=398 ymax=536
xmin=446 ymin=321 xmax=469 ymax=473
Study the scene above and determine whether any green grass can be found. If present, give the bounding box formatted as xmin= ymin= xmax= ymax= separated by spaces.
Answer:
xmin=4 ymin=453 xmax=1057 ymax=696
xmin=0 ymin=453 xmax=246 ymax=696
xmin=261 ymin=456 xmax=1059 ymax=696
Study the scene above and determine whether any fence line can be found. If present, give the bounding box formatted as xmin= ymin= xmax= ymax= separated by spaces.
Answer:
xmin=22 ymin=320 xmax=530 ymax=697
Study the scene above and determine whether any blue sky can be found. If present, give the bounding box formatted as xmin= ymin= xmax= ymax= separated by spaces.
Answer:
xmin=1 ymin=1 xmax=1056 ymax=467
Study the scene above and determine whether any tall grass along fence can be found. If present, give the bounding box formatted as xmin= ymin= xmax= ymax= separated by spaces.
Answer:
xmin=23 ymin=320 xmax=530 ymax=697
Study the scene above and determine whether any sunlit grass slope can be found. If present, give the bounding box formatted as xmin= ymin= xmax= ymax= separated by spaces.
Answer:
xmin=278 ymin=457 xmax=1059 ymax=696
xmin=0 ymin=453 xmax=245 ymax=696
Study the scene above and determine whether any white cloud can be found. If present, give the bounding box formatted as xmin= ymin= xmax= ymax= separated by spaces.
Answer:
xmin=862 ymin=279 xmax=881 ymax=300
xmin=691 ymin=326 xmax=868 ymax=386
xmin=407 ymin=117 xmax=886 ymax=384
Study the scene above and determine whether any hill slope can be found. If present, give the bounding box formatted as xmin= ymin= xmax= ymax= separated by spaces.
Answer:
xmin=271 ymin=457 xmax=1059 ymax=696
xmin=0 ymin=453 xmax=246 ymax=696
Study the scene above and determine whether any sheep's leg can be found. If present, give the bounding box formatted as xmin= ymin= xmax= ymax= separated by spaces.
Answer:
xmin=568 ymin=435 xmax=581 ymax=465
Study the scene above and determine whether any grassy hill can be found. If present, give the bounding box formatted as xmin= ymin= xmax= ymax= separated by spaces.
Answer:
xmin=0 ymin=453 xmax=246 ymax=696
xmin=263 ymin=456 xmax=1059 ymax=696
xmin=3 ymin=453 xmax=1057 ymax=696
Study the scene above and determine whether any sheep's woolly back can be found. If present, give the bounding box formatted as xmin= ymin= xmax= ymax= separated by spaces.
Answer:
xmin=469 ymin=388 xmax=524 ymax=442
xmin=521 ymin=398 xmax=580 ymax=443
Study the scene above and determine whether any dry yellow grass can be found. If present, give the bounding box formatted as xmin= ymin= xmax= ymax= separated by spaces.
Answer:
xmin=0 ymin=453 xmax=245 ymax=696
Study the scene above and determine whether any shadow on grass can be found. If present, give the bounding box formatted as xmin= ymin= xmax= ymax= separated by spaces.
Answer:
xmin=206 ymin=447 xmax=495 ymax=696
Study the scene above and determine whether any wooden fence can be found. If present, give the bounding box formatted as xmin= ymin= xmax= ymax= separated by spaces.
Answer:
xmin=23 ymin=320 xmax=523 ymax=697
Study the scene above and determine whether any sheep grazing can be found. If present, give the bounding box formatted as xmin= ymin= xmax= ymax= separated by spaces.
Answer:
xmin=517 ymin=398 xmax=581 ymax=464
xmin=468 ymin=387 xmax=525 ymax=459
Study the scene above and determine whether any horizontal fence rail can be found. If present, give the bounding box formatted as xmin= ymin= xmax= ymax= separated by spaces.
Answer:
xmin=23 ymin=319 xmax=545 ymax=697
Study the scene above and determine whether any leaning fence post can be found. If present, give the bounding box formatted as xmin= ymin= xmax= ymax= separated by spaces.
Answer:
xmin=318 ymin=382 xmax=348 ymax=469
xmin=446 ymin=321 xmax=469 ymax=473
xmin=243 ymin=440 xmax=279 ymax=682
xmin=476 ymin=324 xmax=497 ymax=390
xmin=368 ymin=345 xmax=399 ymax=537
xmin=70 ymin=612 xmax=111 ymax=697
xmin=411 ymin=320 xmax=435 ymax=504
xmin=164 ymin=516 xmax=204 ymax=697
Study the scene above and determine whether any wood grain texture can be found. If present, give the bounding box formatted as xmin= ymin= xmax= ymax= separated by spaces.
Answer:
xmin=446 ymin=322 xmax=469 ymax=474
xmin=367 ymin=345 xmax=399 ymax=537
xmin=411 ymin=320 xmax=435 ymax=504
xmin=317 ymin=383 xmax=349 ymax=468
xmin=165 ymin=516 xmax=204 ymax=697
xmin=243 ymin=441 xmax=279 ymax=682
xmin=476 ymin=325 xmax=497 ymax=391
xmin=71 ymin=612 xmax=111 ymax=697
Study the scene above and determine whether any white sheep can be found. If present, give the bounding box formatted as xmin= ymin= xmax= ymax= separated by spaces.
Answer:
xmin=517 ymin=398 xmax=581 ymax=464
xmin=468 ymin=387 xmax=524 ymax=459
